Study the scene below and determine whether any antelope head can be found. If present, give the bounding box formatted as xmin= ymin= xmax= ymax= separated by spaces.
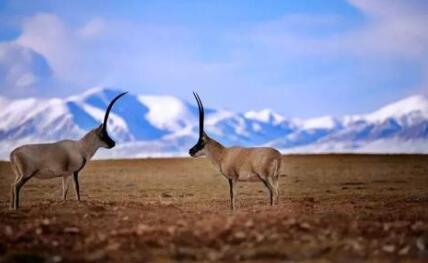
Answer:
xmin=189 ymin=92 xmax=208 ymax=157
xmin=94 ymin=92 xmax=127 ymax=149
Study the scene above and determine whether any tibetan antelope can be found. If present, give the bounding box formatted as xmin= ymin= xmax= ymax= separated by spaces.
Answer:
xmin=189 ymin=92 xmax=282 ymax=210
xmin=9 ymin=92 xmax=127 ymax=209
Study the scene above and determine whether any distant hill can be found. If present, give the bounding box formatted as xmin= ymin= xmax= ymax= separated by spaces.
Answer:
xmin=0 ymin=87 xmax=427 ymax=159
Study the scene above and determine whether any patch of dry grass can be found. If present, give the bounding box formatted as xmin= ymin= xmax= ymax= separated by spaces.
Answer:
xmin=0 ymin=154 xmax=427 ymax=262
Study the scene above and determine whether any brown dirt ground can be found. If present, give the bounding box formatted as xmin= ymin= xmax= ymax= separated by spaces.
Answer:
xmin=0 ymin=154 xmax=427 ymax=262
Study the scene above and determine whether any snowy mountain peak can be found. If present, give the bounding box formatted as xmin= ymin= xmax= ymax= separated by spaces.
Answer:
xmin=245 ymin=109 xmax=285 ymax=124
xmin=68 ymin=86 xmax=123 ymax=104
xmin=138 ymin=94 xmax=196 ymax=131
xmin=1 ymin=89 xmax=428 ymax=159
xmin=301 ymin=115 xmax=339 ymax=130
xmin=365 ymin=95 xmax=428 ymax=122
xmin=79 ymin=86 xmax=112 ymax=98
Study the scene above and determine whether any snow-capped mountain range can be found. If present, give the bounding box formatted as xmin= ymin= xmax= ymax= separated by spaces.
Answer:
xmin=0 ymin=87 xmax=427 ymax=159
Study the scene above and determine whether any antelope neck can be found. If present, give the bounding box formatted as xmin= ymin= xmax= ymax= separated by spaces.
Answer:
xmin=205 ymin=137 xmax=225 ymax=169
xmin=79 ymin=130 xmax=101 ymax=159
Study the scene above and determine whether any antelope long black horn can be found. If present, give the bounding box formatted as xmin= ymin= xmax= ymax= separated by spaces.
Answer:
xmin=102 ymin=92 xmax=127 ymax=133
xmin=193 ymin=92 xmax=204 ymax=139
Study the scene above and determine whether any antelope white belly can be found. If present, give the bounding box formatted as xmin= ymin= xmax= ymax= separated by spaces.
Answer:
xmin=35 ymin=169 xmax=69 ymax=179
xmin=237 ymin=173 xmax=259 ymax=182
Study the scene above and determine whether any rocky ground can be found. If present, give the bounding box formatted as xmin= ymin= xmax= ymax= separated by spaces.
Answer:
xmin=0 ymin=155 xmax=427 ymax=262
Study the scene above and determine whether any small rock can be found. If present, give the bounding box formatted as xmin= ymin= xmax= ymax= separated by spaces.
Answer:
xmin=136 ymin=224 xmax=151 ymax=235
xmin=98 ymin=233 xmax=107 ymax=242
xmin=382 ymin=244 xmax=395 ymax=253
xmin=284 ymin=218 xmax=297 ymax=225
xmin=255 ymin=232 xmax=264 ymax=242
xmin=35 ymin=227 xmax=43 ymax=235
xmin=51 ymin=255 xmax=62 ymax=262
xmin=64 ymin=226 xmax=80 ymax=234
xmin=398 ymin=246 xmax=410 ymax=255
xmin=160 ymin=200 xmax=173 ymax=205
xmin=161 ymin=192 xmax=173 ymax=198
xmin=106 ymin=242 xmax=121 ymax=251
xmin=245 ymin=220 xmax=254 ymax=228
xmin=4 ymin=225 xmax=13 ymax=236
xmin=350 ymin=240 xmax=363 ymax=252
xmin=234 ymin=231 xmax=246 ymax=240
xmin=383 ymin=223 xmax=391 ymax=232
xmin=299 ymin=222 xmax=312 ymax=230
xmin=411 ymin=221 xmax=424 ymax=233
xmin=416 ymin=234 xmax=428 ymax=251
xmin=167 ymin=226 xmax=176 ymax=235
xmin=207 ymin=250 xmax=220 ymax=261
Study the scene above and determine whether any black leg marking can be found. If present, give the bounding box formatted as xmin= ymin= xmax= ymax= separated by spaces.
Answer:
xmin=73 ymin=172 xmax=80 ymax=201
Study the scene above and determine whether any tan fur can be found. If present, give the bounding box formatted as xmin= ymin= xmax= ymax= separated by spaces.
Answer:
xmin=195 ymin=134 xmax=282 ymax=210
xmin=9 ymin=126 xmax=109 ymax=209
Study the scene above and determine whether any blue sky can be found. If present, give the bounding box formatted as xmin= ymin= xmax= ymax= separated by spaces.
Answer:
xmin=0 ymin=0 xmax=427 ymax=118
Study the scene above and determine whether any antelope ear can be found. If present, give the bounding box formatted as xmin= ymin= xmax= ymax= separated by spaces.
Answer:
xmin=96 ymin=124 xmax=103 ymax=133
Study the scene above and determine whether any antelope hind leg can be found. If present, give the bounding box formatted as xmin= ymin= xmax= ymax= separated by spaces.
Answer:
xmin=267 ymin=176 xmax=279 ymax=205
xmin=259 ymin=176 xmax=274 ymax=206
xmin=228 ymin=178 xmax=237 ymax=211
xmin=62 ymin=176 xmax=71 ymax=201
xmin=73 ymin=172 xmax=80 ymax=201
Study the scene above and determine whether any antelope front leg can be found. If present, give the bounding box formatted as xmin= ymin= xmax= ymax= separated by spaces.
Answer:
xmin=10 ymin=183 xmax=16 ymax=210
xmin=62 ymin=176 xmax=70 ymax=201
xmin=73 ymin=172 xmax=80 ymax=201
xmin=228 ymin=178 xmax=237 ymax=211
xmin=12 ymin=174 xmax=34 ymax=210
xmin=272 ymin=177 xmax=280 ymax=205
xmin=266 ymin=177 xmax=279 ymax=206
xmin=260 ymin=177 xmax=274 ymax=206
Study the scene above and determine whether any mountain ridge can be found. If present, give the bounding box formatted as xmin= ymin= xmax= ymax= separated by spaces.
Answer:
xmin=0 ymin=88 xmax=427 ymax=159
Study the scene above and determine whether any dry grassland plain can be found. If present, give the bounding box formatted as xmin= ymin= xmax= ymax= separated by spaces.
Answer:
xmin=0 ymin=154 xmax=427 ymax=262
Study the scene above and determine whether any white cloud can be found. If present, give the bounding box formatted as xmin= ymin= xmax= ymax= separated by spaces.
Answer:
xmin=347 ymin=0 xmax=428 ymax=57
xmin=246 ymin=0 xmax=428 ymax=59
xmin=1 ymin=3 xmax=426 ymax=115
xmin=16 ymin=13 xmax=80 ymax=84
xmin=347 ymin=0 xmax=428 ymax=18
xmin=7 ymin=13 xmax=237 ymax=96
xmin=78 ymin=17 xmax=106 ymax=38
xmin=347 ymin=0 xmax=428 ymax=94
xmin=0 ymin=42 xmax=53 ymax=97
xmin=238 ymin=0 xmax=428 ymax=102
